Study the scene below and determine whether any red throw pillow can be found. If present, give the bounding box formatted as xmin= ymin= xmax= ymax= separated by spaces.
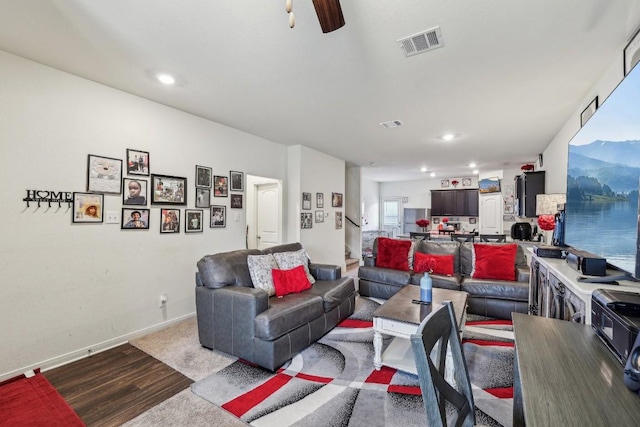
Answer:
xmin=272 ymin=265 xmax=312 ymax=297
xmin=376 ymin=238 xmax=412 ymax=271
xmin=472 ymin=243 xmax=517 ymax=281
xmin=414 ymin=252 xmax=455 ymax=275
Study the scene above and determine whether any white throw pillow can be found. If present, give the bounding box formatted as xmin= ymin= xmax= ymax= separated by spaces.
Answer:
xmin=247 ymin=254 xmax=279 ymax=296
xmin=273 ymin=249 xmax=316 ymax=285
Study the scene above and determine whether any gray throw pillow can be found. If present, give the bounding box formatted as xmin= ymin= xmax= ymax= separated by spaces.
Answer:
xmin=247 ymin=254 xmax=278 ymax=296
xmin=273 ymin=249 xmax=316 ymax=285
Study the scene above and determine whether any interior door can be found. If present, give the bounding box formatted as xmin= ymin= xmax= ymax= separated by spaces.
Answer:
xmin=256 ymin=183 xmax=279 ymax=249
xmin=480 ymin=193 xmax=502 ymax=235
xmin=381 ymin=197 xmax=403 ymax=237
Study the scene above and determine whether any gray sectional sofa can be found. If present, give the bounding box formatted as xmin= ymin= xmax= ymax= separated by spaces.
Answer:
xmin=195 ymin=243 xmax=356 ymax=371
xmin=358 ymin=239 xmax=530 ymax=319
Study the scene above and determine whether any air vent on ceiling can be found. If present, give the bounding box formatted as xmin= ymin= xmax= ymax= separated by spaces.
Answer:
xmin=398 ymin=26 xmax=444 ymax=57
xmin=379 ymin=120 xmax=403 ymax=128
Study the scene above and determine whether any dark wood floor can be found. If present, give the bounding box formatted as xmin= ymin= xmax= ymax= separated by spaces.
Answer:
xmin=44 ymin=343 xmax=192 ymax=427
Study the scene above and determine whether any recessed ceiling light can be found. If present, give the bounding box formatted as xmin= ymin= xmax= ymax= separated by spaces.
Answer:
xmin=157 ymin=73 xmax=176 ymax=85
xmin=430 ymin=172 xmax=436 ymax=177
xmin=420 ymin=167 xmax=428 ymax=173
xmin=468 ymin=162 xmax=477 ymax=168
xmin=370 ymin=162 xmax=377 ymax=167
xmin=472 ymin=169 xmax=479 ymax=174
xmin=442 ymin=133 xmax=455 ymax=141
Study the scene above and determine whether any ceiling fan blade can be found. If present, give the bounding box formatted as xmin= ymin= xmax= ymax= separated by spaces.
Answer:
xmin=312 ymin=0 xmax=345 ymax=33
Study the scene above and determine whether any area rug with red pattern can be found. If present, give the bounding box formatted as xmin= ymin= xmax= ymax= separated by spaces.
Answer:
xmin=0 ymin=369 xmax=84 ymax=426
xmin=191 ymin=297 xmax=514 ymax=427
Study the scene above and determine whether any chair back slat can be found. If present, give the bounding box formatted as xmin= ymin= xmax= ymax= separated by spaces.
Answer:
xmin=410 ymin=301 xmax=476 ymax=427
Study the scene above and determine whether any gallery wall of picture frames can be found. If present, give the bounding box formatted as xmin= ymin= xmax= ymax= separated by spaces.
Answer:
xmin=24 ymin=148 xmax=245 ymax=234
xmin=300 ymin=191 xmax=344 ymax=230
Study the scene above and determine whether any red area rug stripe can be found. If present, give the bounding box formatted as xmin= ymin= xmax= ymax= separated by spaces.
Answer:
xmin=365 ymin=366 xmax=396 ymax=384
xmin=337 ymin=319 xmax=373 ymax=328
xmin=484 ymin=387 xmax=514 ymax=399
xmin=463 ymin=339 xmax=514 ymax=347
xmin=222 ymin=373 xmax=292 ymax=417
xmin=295 ymin=372 xmax=333 ymax=383
xmin=466 ymin=320 xmax=512 ymax=326
xmin=387 ymin=384 xmax=422 ymax=395
xmin=0 ymin=372 xmax=84 ymax=426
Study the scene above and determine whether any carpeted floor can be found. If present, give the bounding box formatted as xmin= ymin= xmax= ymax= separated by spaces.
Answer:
xmin=128 ymin=293 xmax=514 ymax=427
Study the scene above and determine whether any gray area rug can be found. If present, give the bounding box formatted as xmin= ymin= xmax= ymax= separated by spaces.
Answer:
xmin=191 ymin=298 xmax=513 ymax=427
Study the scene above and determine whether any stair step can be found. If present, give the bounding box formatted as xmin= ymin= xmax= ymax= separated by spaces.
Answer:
xmin=345 ymin=257 xmax=359 ymax=268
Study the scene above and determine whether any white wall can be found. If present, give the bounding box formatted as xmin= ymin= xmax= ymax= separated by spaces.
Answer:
xmin=345 ymin=165 xmax=361 ymax=259
xmin=361 ymin=179 xmax=380 ymax=231
xmin=286 ymin=145 xmax=345 ymax=267
xmin=0 ymin=51 xmax=342 ymax=380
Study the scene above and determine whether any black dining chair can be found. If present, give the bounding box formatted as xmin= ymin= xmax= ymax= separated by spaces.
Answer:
xmin=410 ymin=232 xmax=431 ymax=241
xmin=451 ymin=233 xmax=475 ymax=243
xmin=479 ymin=234 xmax=506 ymax=242
xmin=410 ymin=301 xmax=476 ymax=427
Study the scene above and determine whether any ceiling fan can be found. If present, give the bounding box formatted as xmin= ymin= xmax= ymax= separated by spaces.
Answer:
xmin=286 ymin=0 xmax=345 ymax=33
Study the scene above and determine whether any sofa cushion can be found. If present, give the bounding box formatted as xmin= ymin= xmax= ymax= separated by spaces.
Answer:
xmin=247 ymin=254 xmax=279 ymax=296
xmin=254 ymin=293 xmax=324 ymax=340
xmin=410 ymin=273 xmax=461 ymax=291
xmin=376 ymin=238 xmax=412 ymax=271
xmin=197 ymin=249 xmax=262 ymax=289
xmin=472 ymin=243 xmax=517 ymax=281
xmin=358 ymin=265 xmax=412 ymax=286
xmin=273 ymin=249 xmax=316 ymax=285
xmin=304 ymin=278 xmax=355 ymax=311
xmin=272 ymin=265 xmax=312 ymax=297
xmin=462 ymin=278 xmax=529 ymax=301
xmin=416 ymin=241 xmax=461 ymax=274
xmin=414 ymin=252 xmax=455 ymax=276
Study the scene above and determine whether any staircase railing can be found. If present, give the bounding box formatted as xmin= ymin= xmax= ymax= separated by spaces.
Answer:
xmin=345 ymin=215 xmax=360 ymax=227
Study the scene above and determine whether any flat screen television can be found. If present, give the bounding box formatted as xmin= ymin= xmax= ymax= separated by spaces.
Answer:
xmin=565 ymin=62 xmax=640 ymax=279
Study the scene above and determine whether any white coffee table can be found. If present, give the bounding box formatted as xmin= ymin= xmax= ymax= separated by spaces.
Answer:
xmin=372 ymin=286 xmax=469 ymax=374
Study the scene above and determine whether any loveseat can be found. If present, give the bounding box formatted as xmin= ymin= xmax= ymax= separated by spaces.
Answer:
xmin=358 ymin=238 xmax=529 ymax=319
xmin=195 ymin=243 xmax=356 ymax=371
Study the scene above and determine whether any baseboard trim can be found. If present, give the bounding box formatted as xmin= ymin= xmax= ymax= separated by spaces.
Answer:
xmin=0 ymin=312 xmax=195 ymax=382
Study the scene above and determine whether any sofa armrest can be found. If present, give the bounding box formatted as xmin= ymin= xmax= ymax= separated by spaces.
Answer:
xmin=309 ymin=263 xmax=341 ymax=280
xmin=363 ymin=256 xmax=376 ymax=267
xmin=517 ymin=266 xmax=530 ymax=283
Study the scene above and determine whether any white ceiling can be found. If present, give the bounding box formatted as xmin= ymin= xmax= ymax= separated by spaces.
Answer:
xmin=1 ymin=0 xmax=639 ymax=181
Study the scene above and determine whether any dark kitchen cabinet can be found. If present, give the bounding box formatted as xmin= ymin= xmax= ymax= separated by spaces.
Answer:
xmin=430 ymin=189 xmax=478 ymax=216
xmin=515 ymin=171 xmax=545 ymax=217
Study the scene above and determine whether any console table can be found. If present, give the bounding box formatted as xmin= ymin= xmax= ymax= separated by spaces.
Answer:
xmin=529 ymin=250 xmax=640 ymax=325
xmin=513 ymin=314 xmax=640 ymax=426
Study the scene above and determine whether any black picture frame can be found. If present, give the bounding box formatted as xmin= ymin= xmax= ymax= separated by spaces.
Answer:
xmin=150 ymin=174 xmax=187 ymax=205
xmin=87 ymin=154 xmax=123 ymax=194
xmin=316 ymin=193 xmax=324 ymax=208
xmin=580 ymin=96 xmax=598 ymax=127
xmin=335 ymin=211 xmax=343 ymax=229
xmin=210 ymin=205 xmax=226 ymax=228
xmin=230 ymin=194 xmax=243 ymax=209
xmin=301 ymin=212 xmax=313 ymax=229
xmin=195 ymin=165 xmax=212 ymax=188
xmin=72 ymin=192 xmax=104 ymax=223
xmin=331 ymin=192 xmax=343 ymax=208
xmin=122 ymin=178 xmax=148 ymax=206
xmin=160 ymin=208 xmax=181 ymax=233
xmin=126 ymin=149 xmax=149 ymax=176
xmin=624 ymin=26 xmax=640 ymax=76
xmin=213 ymin=176 xmax=228 ymax=197
xmin=302 ymin=192 xmax=311 ymax=210
xmin=185 ymin=209 xmax=204 ymax=233
xmin=195 ymin=188 xmax=210 ymax=208
xmin=121 ymin=208 xmax=150 ymax=230
xmin=230 ymin=170 xmax=244 ymax=192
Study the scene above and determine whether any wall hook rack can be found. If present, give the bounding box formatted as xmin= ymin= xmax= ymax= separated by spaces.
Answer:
xmin=23 ymin=189 xmax=73 ymax=210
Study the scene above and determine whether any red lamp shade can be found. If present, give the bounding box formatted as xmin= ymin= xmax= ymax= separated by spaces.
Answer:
xmin=537 ymin=214 xmax=555 ymax=231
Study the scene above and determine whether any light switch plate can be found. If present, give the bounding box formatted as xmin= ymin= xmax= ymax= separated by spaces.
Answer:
xmin=105 ymin=211 xmax=119 ymax=224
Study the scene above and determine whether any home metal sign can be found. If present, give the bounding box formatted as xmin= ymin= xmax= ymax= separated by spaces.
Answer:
xmin=23 ymin=190 xmax=73 ymax=208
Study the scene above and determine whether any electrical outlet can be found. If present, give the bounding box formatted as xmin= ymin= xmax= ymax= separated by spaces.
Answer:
xmin=105 ymin=211 xmax=119 ymax=224
xmin=159 ymin=293 xmax=167 ymax=308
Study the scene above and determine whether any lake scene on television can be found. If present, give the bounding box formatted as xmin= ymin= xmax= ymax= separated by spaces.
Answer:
xmin=565 ymin=63 xmax=640 ymax=277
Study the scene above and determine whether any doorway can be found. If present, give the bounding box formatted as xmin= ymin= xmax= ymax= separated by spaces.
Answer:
xmin=246 ymin=175 xmax=282 ymax=250
xmin=480 ymin=193 xmax=503 ymax=235
xmin=380 ymin=197 xmax=403 ymax=237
